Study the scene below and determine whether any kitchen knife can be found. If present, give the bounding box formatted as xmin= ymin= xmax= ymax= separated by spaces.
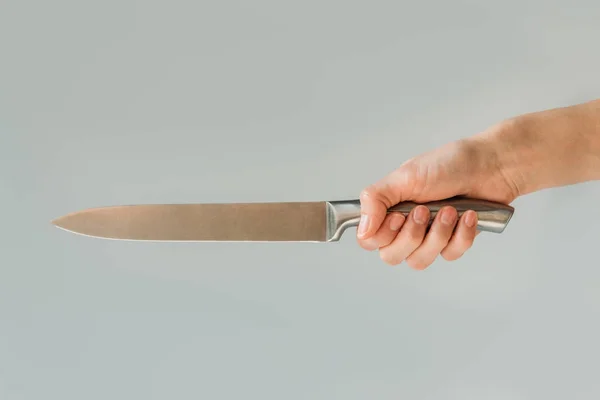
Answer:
xmin=51 ymin=197 xmax=514 ymax=242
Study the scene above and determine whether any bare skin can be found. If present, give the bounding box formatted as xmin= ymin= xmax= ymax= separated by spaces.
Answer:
xmin=357 ymin=98 xmax=600 ymax=269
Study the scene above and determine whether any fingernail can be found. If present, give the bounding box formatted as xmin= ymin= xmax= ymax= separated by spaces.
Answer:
xmin=413 ymin=206 xmax=428 ymax=225
xmin=441 ymin=207 xmax=457 ymax=225
xmin=389 ymin=214 xmax=404 ymax=231
xmin=357 ymin=214 xmax=370 ymax=237
xmin=465 ymin=210 xmax=477 ymax=228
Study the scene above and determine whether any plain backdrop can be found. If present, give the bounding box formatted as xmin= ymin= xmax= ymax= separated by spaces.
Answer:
xmin=2 ymin=1 xmax=600 ymax=399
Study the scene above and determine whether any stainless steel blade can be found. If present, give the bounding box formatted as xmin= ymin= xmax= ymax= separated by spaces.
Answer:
xmin=51 ymin=197 xmax=514 ymax=242
xmin=52 ymin=202 xmax=330 ymax=242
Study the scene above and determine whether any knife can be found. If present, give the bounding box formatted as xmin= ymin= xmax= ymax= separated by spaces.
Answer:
xmin=51 ymin=197 xmax=514 ymax=242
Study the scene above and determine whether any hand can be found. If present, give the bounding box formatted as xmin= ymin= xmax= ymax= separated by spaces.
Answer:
xmin=356 ymin=124 xmax=519 ymax=269
xmin=356 ymin=98 xmax=600 ymax=269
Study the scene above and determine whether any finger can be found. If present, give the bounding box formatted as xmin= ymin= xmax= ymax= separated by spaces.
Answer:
xmin=378 ymin=205 xmax=430 ymax=266
xmin=356 ymin=186 xmax=392 ymax=241
xmin=405 ymin=206 xmax=458 ymax=270
xmin=440 ymin=210 xmax=478 ymax=261
xmin=356 ymin=168 xmax=416 ymax=240
xmin=357 ymin=212 xmax=406 ymax=250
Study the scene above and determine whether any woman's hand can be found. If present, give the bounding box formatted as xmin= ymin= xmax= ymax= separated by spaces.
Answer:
xmin=356 ymin=99 xmax=600 ymax=269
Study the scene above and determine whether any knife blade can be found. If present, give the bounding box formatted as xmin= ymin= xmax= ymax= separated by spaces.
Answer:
xmin=51 ymin=197 xmax=514 ymax=242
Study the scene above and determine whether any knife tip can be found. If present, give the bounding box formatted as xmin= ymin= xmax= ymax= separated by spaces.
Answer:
xmin=50 ymin=215 xmax=67 ymax=228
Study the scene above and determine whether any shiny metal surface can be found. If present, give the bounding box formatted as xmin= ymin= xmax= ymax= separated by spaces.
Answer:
xmin=325 ymin=197 xmax=514 ymax=241
xmin=53 ymin=197 xmax=514 ymax=242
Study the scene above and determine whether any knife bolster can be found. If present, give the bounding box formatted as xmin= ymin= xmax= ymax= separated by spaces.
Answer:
xmin=326 ymin=200 xmax=362 ymax=242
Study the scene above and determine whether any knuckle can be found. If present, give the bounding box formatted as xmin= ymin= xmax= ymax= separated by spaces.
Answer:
xmin=456 ymin=234 xmax=475 ymax=251
xmin=360 ymin=183 xmax=395 ymax=209
xmin=441 ymin=249 xmax=461 ymax=261
xmin=427 ymin=229 xmax=447 ymax=247
xmin=357 ymin=237 xmax=379 ymax=250
xmin=379 ymin=249 xmax=400 ymax=266
xmin=358 ymin=238 xmax=378 ymax=251
xmin=377 ymin=236 xmax=395 ymax=249
xmin=407 ymin=229 xmax=424 ymax=246
xmin=406 ymin=256 xmax=429 ymax=270
xmin=360 ymin=185 xmax=379 ymax=200
xmin=398 ymin=160 xmax=420 ymax=182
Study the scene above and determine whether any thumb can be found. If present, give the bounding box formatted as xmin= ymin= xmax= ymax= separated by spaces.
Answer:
xmin=357 ymin=168 xmax=415 ymax=240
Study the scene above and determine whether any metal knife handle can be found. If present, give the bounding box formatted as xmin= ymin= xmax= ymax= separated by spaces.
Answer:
xmin=326 ymin=197 xmax=514 ymax=242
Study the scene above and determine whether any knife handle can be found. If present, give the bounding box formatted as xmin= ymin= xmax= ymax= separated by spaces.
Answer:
xmin=326 ymin=197 xmax=514 ymax=242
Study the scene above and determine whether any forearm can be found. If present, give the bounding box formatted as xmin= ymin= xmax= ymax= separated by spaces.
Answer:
xmin=482 ymin=99 xmax=600 ymax=196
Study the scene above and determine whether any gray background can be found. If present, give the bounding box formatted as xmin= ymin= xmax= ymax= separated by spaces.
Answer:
xmin=2 ymin=1 xmax=600 ymax=399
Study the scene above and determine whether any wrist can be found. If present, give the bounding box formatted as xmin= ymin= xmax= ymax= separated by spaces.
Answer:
xmin=483 ymin=100 xmax=600 ymax=196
